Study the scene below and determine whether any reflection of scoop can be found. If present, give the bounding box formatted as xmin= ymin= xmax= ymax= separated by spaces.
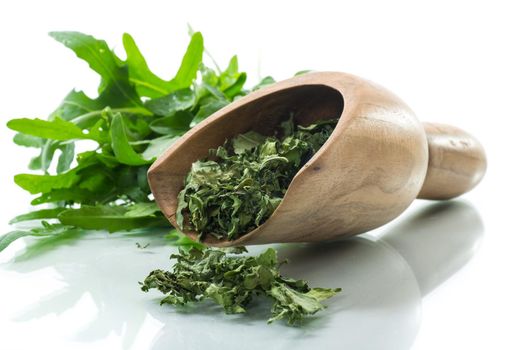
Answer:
xmin=150 ymin=201 xmax=484 ymax=350
xmin=148 ymin=72 xmax=487 ymax=246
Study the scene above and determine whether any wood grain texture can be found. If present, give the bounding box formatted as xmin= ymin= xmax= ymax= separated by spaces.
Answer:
xmin=417 ymin=123 xmax=486 ymax=200
xmin=148 ymin=72 xmax=486 ymax=246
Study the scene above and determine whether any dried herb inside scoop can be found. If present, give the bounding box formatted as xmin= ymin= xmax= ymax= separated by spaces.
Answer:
xmin=176 ymin=116 xmax=338 ymax=241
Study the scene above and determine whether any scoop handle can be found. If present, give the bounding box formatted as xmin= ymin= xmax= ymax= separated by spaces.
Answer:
xmin=417 ymin=122 xmax=486 ymax=200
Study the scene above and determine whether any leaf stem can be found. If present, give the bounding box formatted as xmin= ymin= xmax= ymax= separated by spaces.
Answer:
xmin=70 ymin=107 xmax=153 ymax=125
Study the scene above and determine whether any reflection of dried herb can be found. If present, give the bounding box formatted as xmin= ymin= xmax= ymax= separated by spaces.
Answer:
xmin=177 ymin=117 xmax=338 ymax=241
xmin=141 ymin=245 xmax=341 ymax=325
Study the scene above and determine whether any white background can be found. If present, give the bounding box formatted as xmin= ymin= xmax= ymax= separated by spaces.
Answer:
xmin=0 ymin=1 xmax=524 ymax=349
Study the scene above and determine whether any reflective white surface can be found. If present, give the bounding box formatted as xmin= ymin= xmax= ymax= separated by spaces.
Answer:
xmin=1 ymin=1 xmax=524 ymax=349
xmin=0 ymin=202 xmax=484 ymax=350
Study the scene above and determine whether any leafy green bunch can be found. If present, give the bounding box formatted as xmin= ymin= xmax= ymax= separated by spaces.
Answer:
xmin=2 ymin=30 xmax=275 ymax=252
xmin=141 ymin=245 xmax=341 ymax=324
xmin=177 ymin=117 xmax=338 ymax=241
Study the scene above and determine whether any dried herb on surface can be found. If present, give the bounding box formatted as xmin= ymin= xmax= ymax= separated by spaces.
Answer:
xmin=177 ymin=117 xmax=338 ymax=241
xmin=141 ymin=243 xmax=341 ymax=325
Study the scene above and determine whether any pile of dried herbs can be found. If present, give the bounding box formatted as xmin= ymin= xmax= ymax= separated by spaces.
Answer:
xmin=177 ymin=117 xmax=338 ymax=241
xmin=141 ymin=244 xmax=341 ymax=325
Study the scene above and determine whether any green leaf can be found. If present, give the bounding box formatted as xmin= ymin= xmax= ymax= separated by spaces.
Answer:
xmin=14 ymin=170 xmax=80 ymax=195
xmin=252 ymin=76 xmax=275 ymax=91
xmin=13 ymin=133 xmax=43 ymax=148
xmin=145 ymin=89 xmax=195 ymax=116
xmin=30 ymin=188 xmax=99 ymax=205
xmin=7 ymin=117 xmax=95 ymax=141
xmin=232 ymin=131 xmax=267 ymax=154
xmin=51 ymin=89 xmax=103 ymax=122
xmin=49 ymin=31 xmax=141 ymax=107
xmin=9 ymin=208 xmax=67 ymax=224
xmin=191 ymin=99 xmax=228 ymax=126
xmin=220 ymin=56 xmax=240 ymax=90
xmin=148 ymin=111 xmax=193 ymax=135
xmin=294 ymin=70 xmax=312 ymax=76
xmin=141 ymin=136 xmax=180 ymax=160
xmin=57 ymin=143 xmax=75 ymax=173
xmin=171 ymin=32 xmax=204 ymax=89
xmin=124 ymin=202 xmax=160 ymax=217
xmin=58 ymin=205 xmax=168 ymax=232
xmin=223 ymin=72 xmax=247 ymax=99
xmin=110 ymin=112 xmax=152 ymax=166
xmin=122 ymin=33 xmax=173 ymax=98
xmin=164 ymin=229 xmax=205 ymax=251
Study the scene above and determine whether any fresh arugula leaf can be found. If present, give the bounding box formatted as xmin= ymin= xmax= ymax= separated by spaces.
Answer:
xmin=145 ymin=89 xmax=195 ymax=116
xmin=190 ymin=99 xmax=228 ymax=126
xmin=7 ymin=117 xmax=98 ymax=142
xmin=252 ymin=76 xmax=275 ymax=91
xmin=141 ymin=136 xmax=181 ymax=160
xmin=171 ymin=32 xmax=204 ymax=89
xmin=122 ymin=33 xmax=173 ymax=98
xmin=223 ymin=72 xmax=247 ymax=99
xmin=9 ymin=208 xmax=67 ymax=224
xmin=164 ymin=229 xmax=205 ymax=251
xmin=13 ymin=133 xmax=43 ymax=148
xmin=124 ymin=202 xmax=160 ymax=217
xmin=57 ymin=205 xmax=168 ymax=232
xmin=220 ymin=56 xmax=241 ymax=90
xmin=31 ymin=188 xmax=102 ymax=205
xmin=57 ymin=143 xmax=75 ymax=173
xmin=148 ymin=111 xmax=193 ymax=135
xmin=14 ymin=170 xmax=80 ymax=195
xmin=110 ymin=112 xmax=152 ymax=165
xmin=50 ymin=31 xmax=140 ymax=105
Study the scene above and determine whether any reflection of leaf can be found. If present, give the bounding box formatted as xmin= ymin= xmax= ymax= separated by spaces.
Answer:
xmin=4 ymin=224 xmax=83 ymax=257
xmin=20 ymin=237 xmax=74 ymax=261
xmin=8 ymin=232 xmax=172 ymax=350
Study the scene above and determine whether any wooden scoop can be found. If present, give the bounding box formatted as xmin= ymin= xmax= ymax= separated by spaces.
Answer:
xmin=148 ymin=72 xmax=486 ymax=247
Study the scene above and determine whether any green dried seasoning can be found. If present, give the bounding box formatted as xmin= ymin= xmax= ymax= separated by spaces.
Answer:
xmin=141 ymin=245 xmax=341 ymax=325
xmin=176 ymin=117 xmax=338 ymax=241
